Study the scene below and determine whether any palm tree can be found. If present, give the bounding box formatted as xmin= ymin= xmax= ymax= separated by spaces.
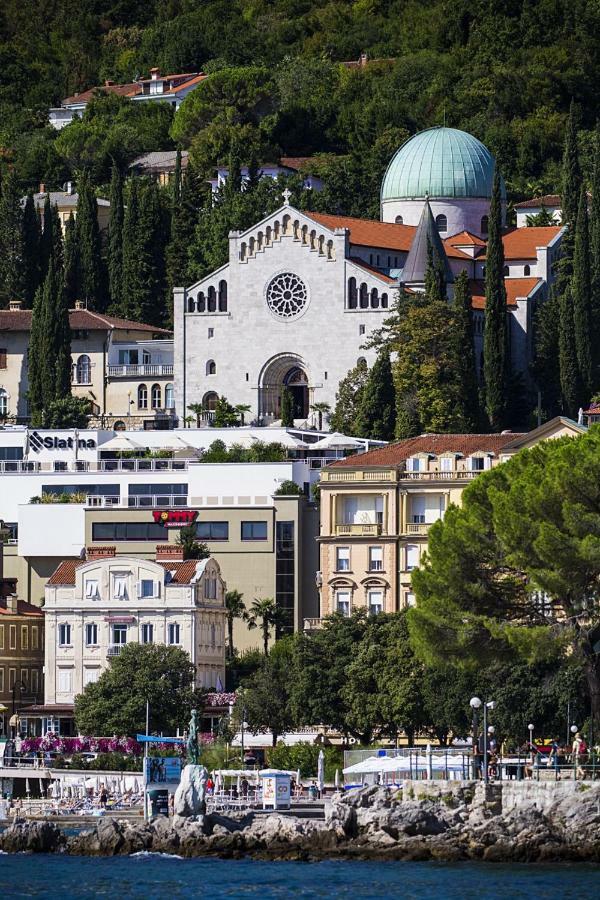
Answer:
xmin=225 ymin=590 xmax=247 ymax=658
xmin=187 ymin=403 xmax=204 ymax=427
xmin=310 ymin=401 xmax=331 ymax=431
xmin=234 ymin=404 xmax=252 ymax=426
xmin=246 ymin=596 xmax=282 ymax=655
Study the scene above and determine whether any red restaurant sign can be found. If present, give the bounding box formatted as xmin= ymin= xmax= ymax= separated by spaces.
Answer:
xmin=152 ymin=509 xmax=198 ymax=528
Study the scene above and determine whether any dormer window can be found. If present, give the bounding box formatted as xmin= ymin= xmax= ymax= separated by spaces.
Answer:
xmin=138 ymin=578 xmax=159 ymax=599
xmin=112 ymin=574 xmax=129 ymax=601
xmin=440 ymin=456 xmax=454 ymax=472
xmin=406 ymin=456 xmax=423 ymax=473
xmin=85 ymin=579 xmax=100 ymax=600
xmin=469 ymin=456 xmax=486 ymax=472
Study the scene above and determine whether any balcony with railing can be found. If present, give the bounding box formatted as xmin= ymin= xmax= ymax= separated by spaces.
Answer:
xmin=404 ymin=522 xmax=432 ymax=535
xmin=107 ymin=364 xmax=174 ymax=377
xmin=335 ymin=522 xmax=383 ymax=536
xmin=321 ymin=468 xmax=396 ymax=483
xmin=1 ymin=458 xmax=193 ymax=474
xmin=106 ymin=645 xmax=125 ymax=657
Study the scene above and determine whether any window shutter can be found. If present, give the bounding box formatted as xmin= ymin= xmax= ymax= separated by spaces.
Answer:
xmin=0 ymin=349 xmax=6 ymax=369
xmin=154 ymin=580 xmax=160 ymax=598
xmin=136 ymin=580 xmax=143 ymax=597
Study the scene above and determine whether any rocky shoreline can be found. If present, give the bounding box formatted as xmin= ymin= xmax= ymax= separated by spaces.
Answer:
xmin=2 ymin=781 xmax=600 ymax=863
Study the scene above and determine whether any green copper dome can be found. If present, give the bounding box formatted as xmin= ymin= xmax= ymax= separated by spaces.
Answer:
xmin=381 ymin=127 xmax=500 ymax=201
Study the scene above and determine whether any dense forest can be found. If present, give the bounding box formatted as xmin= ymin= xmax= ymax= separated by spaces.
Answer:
xmin=2 ymin=0 xmax=600 ymax=201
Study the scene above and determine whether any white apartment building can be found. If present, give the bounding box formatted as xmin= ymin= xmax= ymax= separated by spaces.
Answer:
xmin=37 ymin=544 xmax=226 ymax=734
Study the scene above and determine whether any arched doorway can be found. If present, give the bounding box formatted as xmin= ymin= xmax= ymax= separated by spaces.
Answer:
xmin=259 ymin=354 xmax=310 ymax=421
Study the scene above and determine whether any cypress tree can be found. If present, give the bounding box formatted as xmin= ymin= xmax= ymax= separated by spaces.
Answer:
xmin=50 ymin=205 xmax=64 ymax=276
xmin=28 ymin=280 xmax=45 ymax=421
xmin=29 ymin=258 xmax=72 ymax=425
xmin=76 ymin=171 xmax=105 ymax=310
xmin=107 ymin=163 xmax=124 ymax=311
xmin=590 ymin=124 xmax=600 ymax=374
xmin=483 ymin=168 xmax=508 ymax=430
xmin=166 ymin=163 xmax=204 ymax=294
xmin=0 ymin=168 xmax=25 ymax=307
xmin=354 ymin=347 xmax=396 ymax=441
xmin=453 ymin=270 xmax=480 ymax=429
xmin=425 ymin=238 xmax=447 ymax=302
xmin=562 ymin=100 xmax=581 ymax=231
xmin=172 ymin=148 xmax=182 ymax=207
xmin=39 ymin=193 xmax=53 ymax=280
xmin=280 ymin=386 xmax=294 ymax=427
xmin=22 ymin=192 xmax=40 ymax=308
xmin=559 ymin=283 xmax=582 ymax=417
xmin=63 ymin=213 xmax=78 ymax=306
xmin=48 ymin=259 xmax=72 ymax=400
xmin=121 ymin=179 xmax=166 ymax=324
xmin=120 ymin=177 xmax=141 ymax=320
xmin=571 ymin=185 xmax=593 ymax=395
xmin=532 ymin=290 xmax=561 ymax=419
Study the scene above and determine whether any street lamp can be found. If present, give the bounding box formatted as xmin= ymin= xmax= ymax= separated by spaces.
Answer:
xmin=470 ymin=698 xmax=495 ymax=783
xmin=528 ymin=723 xmax=535 ymax=746
xmin=570 ymin=724 xmax=578 ymax=746
xmin=470 ymin=697 xmax=482 ymax=779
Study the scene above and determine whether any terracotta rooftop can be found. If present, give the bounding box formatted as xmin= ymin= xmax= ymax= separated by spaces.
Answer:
xmin=48 ymin=557 xmax=203 ymax=586
xmin=305 ymin=212 xmax=416 ymax=251
xmin=513 ymin=194 xmax=561 ymax=209
xmin=0 ymin=309 xmax=171 ymax=335
xmin=329 ymin=433 xmax=525 ymax=468
xmin=279 ymin=157 xmax=320 ymax=172
xmin=501 ymin=226 xmax=563 ymax=260
xmin=469 ymin=277 xmax=543 ymax=309
xmin=446 ymin=230 xmax=486 ymax=247
xmin=0 ymin=598 xmax=43 ymax=617
xmin=63 ymin=82 xmax=141 ymax=106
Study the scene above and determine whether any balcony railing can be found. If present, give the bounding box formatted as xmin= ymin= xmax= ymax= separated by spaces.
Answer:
xmin=335 ymin=523 xmax=383 ymax=536
xmin=402 ymin=470 xmax=479 ymax=480
xmin=405 ymin=522 xmax=433 ymax=535
xmin=1 ymin=459 xmax=192 ymax=475
xmin=303 ymin=617 xmax=324 ymax=631
xmin=321 ymin=469 xmax=396 ymax=483
xmin=107 ymin=364 xmax=174 ymax=377
xmin=106 ymin=645 xmax=125 ymax=657
xmin=127 ymin=494 xmax=189 ymax=508
xmin=86 ymin=495 xmax=121 ymax=507
xmin=98 ymin=459 xmax=189 ymax=472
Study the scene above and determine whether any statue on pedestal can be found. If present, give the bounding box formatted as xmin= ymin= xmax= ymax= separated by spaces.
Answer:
xmin=174 ymin=709 xmax=208 ymax=817
xmin=186 ymin=709 xmax=201 ymax=765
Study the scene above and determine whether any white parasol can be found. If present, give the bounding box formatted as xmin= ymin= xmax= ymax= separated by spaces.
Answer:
xmin=311 ymin=432 xmax=364 ymax=451
xmin=99 ymin=434 xmax=144 ymax=452
xmin=317 ymin=749 xmax=325 ymax=795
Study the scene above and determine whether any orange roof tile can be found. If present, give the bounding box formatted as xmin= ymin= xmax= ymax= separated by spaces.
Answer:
xmin=48 ymin=558 xmax=201 ymax=586
xmin=469 ymin=277 xmax=543 ymax=309
xmin=63 ymin=82 xmax=141 ymax=105
xmin=0 ymin=599 xmax=43 ymax=616
xmin=305 ymin=212 xmax=416 ymax=252
xmin=0 ymin=310 xmax=170 ymax=335
xmin=445 ymin=230 xmax=486 ymax=247
xmin=329 ymin=433 xmax=524 ymax=468
xmin=47 ymin=560 xmax=79 ymax=585
xmin=501 ymin=226 xmax=563 ymax=260
xmin=513 ymin=194 xmax=561 ymax=209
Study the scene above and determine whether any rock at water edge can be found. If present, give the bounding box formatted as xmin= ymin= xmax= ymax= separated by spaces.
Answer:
xmin=174 ymin=764 xmax=208 ymax=817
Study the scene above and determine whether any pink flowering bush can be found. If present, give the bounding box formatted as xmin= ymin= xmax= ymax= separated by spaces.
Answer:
xmin=20 ymin=735 xmax=145 ymax=755
xmin=205 ymin=692 xmax=236 ymax=707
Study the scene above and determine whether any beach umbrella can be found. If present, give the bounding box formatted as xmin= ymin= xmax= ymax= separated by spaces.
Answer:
xmin=317 ymin=750 xmax=325 ymax=795
xmin=99 ymin=434 xmax=143 ymax=452
xmin=296 ymin=769 xmax=301 ymax=789
xmin=334 ymin=769 xmax=340 ymax=789
xmin=311 ymin=432 xmax=363 ymax=451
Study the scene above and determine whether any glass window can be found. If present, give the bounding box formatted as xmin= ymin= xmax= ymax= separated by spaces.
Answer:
xmin=57 ymin=668 xmax=73 ymax=693
xmin=336 ymin=547 xmax=350 ymax=571
xmin=9 ymin=625 xmax=16 ymax=649
xmin=369 ymin=546 xmax=383 ymax=571
xmin=406 ymin=592 xmax=416 ymax=608
xmin=165 ymin=384 xmax=174 ymax=409
xmin=151 ymin=383 xmax=161 ymax=408
xmin=112 ymin=574 xmax=129 ymax=600
xmin=241 ymin=521 xmax=268 ymax=541
xmin=336 ymin=591 xmax=350 ymax=617
xmin=0 ymin=668 xmax=4 ymax=693
xmin=138 ymin=384 xmax=148 ymax=409
xmin=92 ymin=522 xmax=167 ymax=541
xmin=406 ymin=544 xmax=420 ymax=571
xmin=211 ymin=624 xmax=216 ymax=649
xmin=0 ymin=624 xmax=3 ymax=649
xmin=368 ymin=590 xmax=383 ymax=615
xmin=204 ymin=578 xmax=217 ymax=600
xmin=31 ymin=626 xmax=39 ymax=650
xmin=31 ymin=669 xmax=39 ymax=693
xmin=76 ymin=354 xmax=91 ymax=384
xmin=83 ymin=668 xmax=100 ymax=687
xmin=470 ymin=456 xmax=485 ymax=471
xmin=0 ymin=389 xmax=8 ymax=416
xmin=85 ymin=623 xmax=98 ymax=646
xmin=440 ymin=456 xmax=454 ymax=472
xmin=435 ymin=214 xmax=447 ymax=232
xmin=21 ymin=626 xmax=28 ymax=650
xmin=196 ymin=521 xmax=229 ymax=541
xmin=112 ymin=624 xmax=127 ymax=645
xmin=138 ymin=579 xmax=157 ymax=599
xmin=85 ymin=579 xmax=100 ymax=600
xmin=141 ymin=623 xmax=154 ymax=644
xmin=58 ymin=623 xmax=71 ymax=646
xmin=168 ymin=623 xmax=181 ymax=645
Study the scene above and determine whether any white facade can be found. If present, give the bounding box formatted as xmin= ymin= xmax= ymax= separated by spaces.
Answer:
xmin=44 ymin=553 xmax=226 ymax=704
xmin=380 ymin=196 xmax=498 ymax=237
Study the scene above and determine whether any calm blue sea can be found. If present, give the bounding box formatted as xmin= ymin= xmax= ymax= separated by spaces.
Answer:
xmin=1 ymin=855 xmax=599 ymax=899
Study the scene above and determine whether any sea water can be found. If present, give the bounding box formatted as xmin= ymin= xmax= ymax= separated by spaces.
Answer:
xmin=1 ymin=855 xmax=599 ymax=899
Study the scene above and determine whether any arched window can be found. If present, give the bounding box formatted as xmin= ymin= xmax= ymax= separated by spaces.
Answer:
xmin=370 ymin=288 xmax=379 ymax=308
xmin=203 ymin=391 xmax=218 ymax=411
xmin=0 ymin=389 xmax=7 ymax=417
xmin=240 ymin=242 xmax=247 ymax=261
xmin=359 ymin=283 xmax=369 ymax=309
xmin=151 ymin=383 xmax=161 ymax=408
xmin=524 ymin=264 xmax=530 ymax=276
xmin=138 ymin=384 xmax=148 ymax=409
xmin=395 ymin=215 xmax=403 ymax=224
xmin=348 ymin=277 xmax=357 ymax=309
xmin=76 ymin=354 xmax=91 ymax=384
xmin=197 ymin=292 xmax=206 ymax=313
xmin=218 ymin=280 xmax=227 ymax=312
xmin=207 ymin=286 xmax=217 ymax=312
xmin=481 ymin=215 xmax=489 ymax=234
xmin=206 ymin=359 xmax=216 ymax=376
xmin=187 ymin=296 xmax=195 ymax=313
xmin=165 ymin=383 xmax=174 ymax=409
xmin=503 ymin=265 xmax=509 ymax=276
xmin=113 ymin=420 xmax=125 ymax=431
xmin=435 ymin=214 xmax=447 ymax=233
xmin=381 ymin=293 xmax=388 ymax=308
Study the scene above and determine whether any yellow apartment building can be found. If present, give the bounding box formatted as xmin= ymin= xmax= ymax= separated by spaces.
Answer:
xmin=314 ymin=418 xmax=585 ymax=623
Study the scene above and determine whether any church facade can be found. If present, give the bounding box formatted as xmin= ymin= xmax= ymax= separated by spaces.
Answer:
xmin=174 ymin=127 xmax=563 ymax=426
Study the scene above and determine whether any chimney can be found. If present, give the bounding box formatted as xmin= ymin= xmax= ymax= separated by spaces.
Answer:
xmin=6 ymin=594 xmax=18 ymax=613
xmin=9 ymin=299 xmax=22 ymax=311
xmin=74 ymin=299 xmax=85 ymax=310
xmin=86 ymin=546 xmax=116 ymax=560
xmin=66 ymin=180 xmax=73 ymax=195
xmin=104 ymin=80 xmax=115 ymax=87
xmin=150 ymin=67 xmax=160 ymax=80
xmin=39 ymin=182 xmax=46 ymax=194
xmin=359 ymin=53 xmax=368 ymax=67
xmin=155 ymin=544 xmax=184 ymax=562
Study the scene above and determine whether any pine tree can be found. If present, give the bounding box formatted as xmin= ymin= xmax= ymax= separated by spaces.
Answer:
xmin=0 ymin=168 xmax=25 ymax=307
xmin=483 ymin=168 xmax=509 ymax=430
xmin=280 ymin=386 xmax=294 ymax=427
xmin=590 ymin=124 xmax=600 ymax=378
xmin=572 ymin=185 xmax=593 ymax=395
xmin=21 ymin=192 xmax=40 ymax=308
xmin=76 ymin=171 xmax=105 ymax=310
xmin=559 ymin=283 xmax=582 ymax=417
xmin=453 ymin=270 xmax=480 ymax=429
xmin=354 ymin=347 xmax=396 ymax=440
xmin=107 ymin=163 xmax=124 ymax=311
xmin=329 ymin=358 xmax=369 ymax=434
xmin=63 ymin=213 xmax=78 ymax=306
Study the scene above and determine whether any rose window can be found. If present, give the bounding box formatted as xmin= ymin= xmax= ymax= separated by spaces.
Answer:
xmin=266 ymin=273 xmax=308 ymax=319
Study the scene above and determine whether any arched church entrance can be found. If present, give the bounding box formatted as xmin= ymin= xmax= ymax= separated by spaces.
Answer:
xmin=259 ymin=354 xmax=310 ymax=421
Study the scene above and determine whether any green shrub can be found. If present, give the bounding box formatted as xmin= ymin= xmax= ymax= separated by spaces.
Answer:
xmin=266 ymin=742 xmax=343 ymax=780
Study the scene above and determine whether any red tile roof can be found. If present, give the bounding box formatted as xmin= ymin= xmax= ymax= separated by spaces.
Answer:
xmin=446 ymin=230 xmax=486 ymax=247
xmin=0 ymin=310 xmax=170 ymax=335
xmin=329 ymin=433 xmax=525 ymax=467
xmin=501 ymin=226 xmax=562 ymax=260
xmin=63 ymin=82 xmax=141 ymax=105
xmin=280 ymin=157 xmax=320 ymax=172
xmin=584 ymin=403 xmax=600 ymax=415
xmin=305 ymin=212 xmax=416 ymax=251
xmin=47 ymin=560 xmax=79 ymax=585
xmin=349 ymin=257 xmax=396 ymax=284
xmin=469 ymin=277 xmax=543 ymax=309
xmin=0 ymin=599 xmax=43 ymax=616
xmin=513 ymin=194 xmax=561 ymax=209
xmin=48 ymin=558 xmax=201 ymax=586
xmin=157 ymin=561 xmax=199 ymax=583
